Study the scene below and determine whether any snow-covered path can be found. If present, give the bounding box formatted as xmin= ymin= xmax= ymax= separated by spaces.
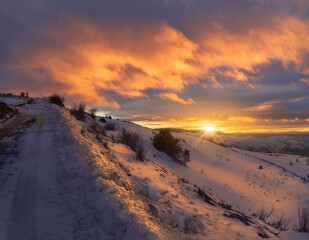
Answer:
xmin=5 ymin=106 xmax=74 ymax=240
xmin=7 ymin=114 xmax=41 ymax=240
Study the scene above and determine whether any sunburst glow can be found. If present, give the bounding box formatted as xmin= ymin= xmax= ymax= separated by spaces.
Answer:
xmin=204 ymin=126 xmax=215 ymax=132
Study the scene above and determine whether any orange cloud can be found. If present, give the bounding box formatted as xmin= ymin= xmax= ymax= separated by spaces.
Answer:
xmin=131 ymin=114 xmax=149 ymax=118
xmin=3 ymin=13 xmax=309 ymax=107
xmin=157 ymin=92 xmax=196 ymax=104
xmin=191 ymin=14 xmax=309 ymax=82
xmin=5 ymin=18 xmax=199 ymax=107
xmin=300 ymin=78 xmax=309 ymax=85
xmin=288 ymin=96 xmax=309 ymax=103
xmin=244 ymin=100 xmax=280 ymax=111
xmin=227 ymin=116 xmax=257 ymax=122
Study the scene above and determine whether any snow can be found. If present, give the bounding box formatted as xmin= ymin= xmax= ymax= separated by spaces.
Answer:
xmin=0 ymin=97 xmax=308 ymax=239
xmin=111 ymin=119 xmax=309 ymax=238
xmin=205 ymin=132 xmax=309 ymax=156
xmin=0 ymin=96 xmax=29 ymax=108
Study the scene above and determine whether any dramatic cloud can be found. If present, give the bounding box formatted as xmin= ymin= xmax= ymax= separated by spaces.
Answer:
xmin=1 ymin=0 xmax=309 ymax=132
xmin=157 ymin=92 xmax=196 ymax=104
xmin=2 ymin=10 xmax=309 ymax=108
xmin=189 ymin=14 xmax=309 ymax=83
xmin=3 ymin=17 xmax=199 ymax=107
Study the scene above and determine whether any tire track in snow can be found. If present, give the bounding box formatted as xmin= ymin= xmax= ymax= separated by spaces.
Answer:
xmin=6 ymin=112 xmax=45 ymax=240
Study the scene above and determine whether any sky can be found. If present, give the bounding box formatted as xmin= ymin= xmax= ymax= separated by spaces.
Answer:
xmin=1 ymin=0 xmax=309 ymax=133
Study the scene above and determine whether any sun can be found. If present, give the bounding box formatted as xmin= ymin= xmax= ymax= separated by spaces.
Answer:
xmin=204 ymin=125 xmax=215 ymax=132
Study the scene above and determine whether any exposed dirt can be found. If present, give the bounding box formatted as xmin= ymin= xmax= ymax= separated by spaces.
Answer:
xmin=0 ymin=114 xmax=28 ymax=141
xmin=0 ymin=102 xmax=17 ymax=121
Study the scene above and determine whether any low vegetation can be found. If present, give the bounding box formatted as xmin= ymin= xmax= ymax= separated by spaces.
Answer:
xmin=88 ymin=108 xmax=97 ymax=120
xmin=70 ymin=103 xmax=86 ymax=121
xmin=99 ymin=117 xmax=106 ymax=123
xmin=48 ymin=94 xmax=65 ymax=107
xmin=20 ymin=92 xmax=29 ymax=98
xmin=253 ymin=208 xmax=291 ymax=231
xmin=88 ymin=122 xmax=107 ymax=145
xmin=105 ymin=122 xmax=116 ymax=131
xmin=294 ymin=206 xmax=309 ymax=233
xmin=270 ymin=216 xmax=291 ymax=231
xmin=252 ymin=208 xmax=274 ymax=222
xmin=152 ymin=128 xmax=190 ymax=165
xmin=89 ymin=122 xmax=106 ymax=136
xmin=0 ymin=93 xmax=12 ymax=96
xmin=119 ymin=128 xmax=146 ymax=161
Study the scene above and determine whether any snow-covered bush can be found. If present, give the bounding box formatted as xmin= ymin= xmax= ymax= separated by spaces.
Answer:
xmin=48 ymin=94 xmax=65 ymax=107
xmin=152 ymin=129 xmax=190 ymax=166
xmin=119 ymin=128 xmax=146 ymax=161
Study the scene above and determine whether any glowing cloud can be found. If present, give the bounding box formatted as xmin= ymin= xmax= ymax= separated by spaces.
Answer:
xmin=227 ymin=117 xmax=257 ymax=122
xmin=4 ymin=18 xmax=199 ymax=107
xmin=157 ymin=92 xmax=196 ymax=104
xmin=2 ymin=11 xmax=309 ymax=110
xmin=288 ymin=96 xmax=309 ymax=103
xmin=244 ymin=100 xmax=280 ymax=112
xmin=300 ymin=78 xmax=309 ymax=85
xmin=190 ymin=14 xmax=309 ymax=82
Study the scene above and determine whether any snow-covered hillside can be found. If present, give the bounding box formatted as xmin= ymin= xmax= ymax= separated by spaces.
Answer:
xmin=0 ymin=96 xmax=308 ymax=239
xmin=204 ymin=132 xmax=309 ymax=156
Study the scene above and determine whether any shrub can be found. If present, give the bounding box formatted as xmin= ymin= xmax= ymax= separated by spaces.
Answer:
xmin=27 ymin=98 xmax=34 ymax=104
xmin=102 ymin=141 xmax=109 ymax=149
xmin=99 ymin=117 xmax=106 ymax=123
xmin=89 ymin=122 xmax=106 ymax=136
xmin=88 ymin=122 xmax=106 ymax=144
xmin=252 ymin=208 xmax=274 ymax=222
xmin=253 ymin=207 xmax=291 ymax=231
xmin=269 ymin=216 xmax=291 ymax=231
xmin=294 ymin=206 xmax=309 ymax=232
xmin=105 ymin=122 xmax=116 ymax=131
xmin=89 ymin=108 xmax=97 ymax=120
xmin=119 ymin=128 xmax=146 ymax=161
xmin=20 ymin=92 xmax=29 ymax=98
xmin=183 ymin=148 xmax=190 ymax=163
xmin=48 ymin=94 xmax=65 ymax=107
xmin=152 ymin=128 xmax=190 ymax=165
xmin=71 ymin=103 xmax=86 ymax=121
